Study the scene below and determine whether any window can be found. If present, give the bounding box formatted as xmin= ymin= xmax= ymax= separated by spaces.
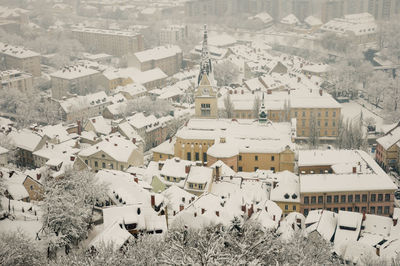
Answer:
xmin=340 ymin=207 xmax=345 ymax=211
xmin=385 ymin=194 xmax=390 ymax=202
xmin=318 ymin=112 xmax=321 ymax=117
xmin=238 ymin=166 xmax=242 ymax=171
xmin=355 ymin=194 xmax=360 ymax=202
xmin=302 ymin=111 xmax=305 ymax=117
xmin=348 ymin=195 xmax=353 ymax=203
xmin=327 ymin=195 xmax=332 ymax=203
xmin=294 ymin=111 xmax=298 ymax=117
xmin=325 ymin=111 xmax=328 ymax=117
xmin=347 ymin=207 xmax=352 ymax=211
xmin=198 ymin=184 xmax=203 ymax=189
xmin=255 ymin=155 xmax=258 ymax=161
xmin=102 ymin=162 xmax=106 ymax=168
xmin=354 ymin=206 xmax=360 ymax=212
xmin=239 ymin=155 xmax=242 ymax=161
xmin=95 ymin=161 xmax=98 ymax=167
xmin=270 ymin=167 xmax=275 ymax=172
xmin=271 ymin=156 xmax=275 ymax=161
xmin=120 ymin=165 xmax=124 ymax=171
xmin=334 ymin=195 xmax=339 ymax=203
xmin=361 ymin=207 xmax=367 ymax=213
xmin=333 ymin=111 xmax=336 ymax=117
xmin=324 ymin=121 xmax=328 ymax=126
xmin=189 ymin=183 xmax=193 ymax=188
xmin=195 ymin=152 xmax=199 ymax=161
xmin=317 ymin=120 xmax=320 ymax=126
xmin=187 ymin=152 xmax=191 ymax=161
xmin=304 ymin=209 xmax=309 ymax=216
xmin=332 ymin=121 xmax=336 ymax=127
xmin=254 ymin=167 xmax=258 ymax=171
xmin=377 ymin=206 xmax=382 ymax=214
xmin=304 ymin=196 xmax=309 ymax=204
xmin=371 ymin=194 xmax=376 ymax=202
xmin=200 ymin=103 xmax=211 ymax=117
xmin=293 ymin=205 xmax=296 ymax=211
xmin=333 ymin=208 xmax=338 ymax=213
xmin=85 ymin=160 xmax=88 ymax=165
xmin=285 ymin=205 xmax=288 ymax=210
xmin=302 ymin=120 xmax=305 ymax=126
xmin=203 ymin=153 xmax=207 ymax=162
xmin=159 ymin=154 xmax=162 ymax=159
xmin=110 ymin=163 xmax=113 ymax=169
xmin=378 ymin=194 xmax=383 ymax=202
xmin=30 ymin=185 xmax=33 ymax=190
xmin=341 ymin=195 xmax=346 ymax=203
xmin=370 ymin=207 xmax=375 ymax=214
xmin=318 ymin=196 xmax=323 ymax=204
xmin=384 ymin=206 xmax=390 ymax=214
xmin=362 ymin=194 xmax=367 ymax=202
xmin=311 ymin=196 xmax=316 ymax=204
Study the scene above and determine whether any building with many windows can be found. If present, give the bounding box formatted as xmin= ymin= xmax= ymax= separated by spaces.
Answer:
xmin=0 ymin=42 xmax=41 ymax=77
xmin=299 ymin=149 xmax=397 ymax=217
xmin=71 ymin=27 xmax=144 ymax=57
xmin=0 ymin=69 xmax=33 ymax=91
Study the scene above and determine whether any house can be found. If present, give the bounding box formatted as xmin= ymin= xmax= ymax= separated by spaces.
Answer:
xmin=22 ymin=171 xmax=44 ymax=201
xmin=184 ymin=166 xmax=214 ymax=196
xmin=269 ymin=171 xmax=300 ymax=216
xmin=84 ymin=116 xmax=112 ymax=136
xmin=8 ymin=129 xmax=47 ymax=168
xmin=1 ymin=168 xmax=29 ymax=201
xmin=0 ymin=146 xmax=8 ymax=166
xmin=79 ymin=134 xmax=143 ymax=172
xmin=333 ymin=211 xmax=363 ymax=257
xmin=376 ymin=122 xmax=400 ymax=172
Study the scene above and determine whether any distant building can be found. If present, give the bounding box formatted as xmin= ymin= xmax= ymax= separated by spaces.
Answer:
xmin=0 ymin=43 xmax=41 ymax=77
xmin=129 ymin=45 xmax=183 ymax=76
xmin=0 ymin=69 xmax=33 ymax=92
xmin=376 ymin=122 xmax=400 ymax=172
xmin=71 ymin=27 xmax=144 ymax=57
xmin=50 ymin=64 xmax=102 ymax=100
xmin=160 ymin=25 xmax=188 ymax=45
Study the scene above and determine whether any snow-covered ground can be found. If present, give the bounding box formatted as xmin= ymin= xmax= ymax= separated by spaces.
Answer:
xmin=0 ymin=219 xmax=42 ymax=240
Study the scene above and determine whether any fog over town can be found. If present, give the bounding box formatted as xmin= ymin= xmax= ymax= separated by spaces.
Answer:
xmin=0 ymin=0 xmax=399 ymax=265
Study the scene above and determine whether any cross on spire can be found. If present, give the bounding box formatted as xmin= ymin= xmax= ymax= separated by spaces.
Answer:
xmin=198 ymin=24 xmax=213 ymax=86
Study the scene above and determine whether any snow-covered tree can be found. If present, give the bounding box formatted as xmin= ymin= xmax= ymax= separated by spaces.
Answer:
xmin=41 ymin=169 xmax=107 ymax=255
xmin=252 ymin=95 xmax=261 ymax=119
xmin=365 ymin=71 xmax=390 ymax=108
xmin=0 ymin=232 xmax=44 ymax=266
xmin=124 ymin=97 xmax=173 ymax=118
xmin=308 ymin=113 xmax=320 ymax=149
xmin=335 ymin=116 xmax=367 ymax=150
xmin=223 ymin=93 xmax=235 ymax=118
xmin=214 ymin=60 xmax=240 ymax=86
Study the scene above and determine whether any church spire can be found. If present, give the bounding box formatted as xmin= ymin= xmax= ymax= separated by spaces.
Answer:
xmin=198 ymin=24 xmax=213 ymax=86
xmin=259 ymin=93 xmax=268 ymax=124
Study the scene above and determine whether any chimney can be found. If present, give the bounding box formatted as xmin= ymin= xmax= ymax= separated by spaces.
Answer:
xmin=273 ymin=215 xmax=276 ymax=221
xmin=169 ymin=137 xmax=172 ymax=143
xmin=267 ymin=89 xmax=272 ymax=94
xmin=353 ymin=167 xmax=357 ymax=174
xmin=194 ymin=212 xmax=197 ymax=217
xmin=362 ymin=210 xmax=366 ymax=221
xmin=77 ymin=120 xmax=82 ymax=135
xmin=229 ymin=90 xmax=232 ymax=94
xmin=319 ymin=89 xmax=323 ymax=96
xmin=241 ymin=90 xmax=244 ymax=94
xmin=185 ymin=165 xmax=191 ymax=174
xmin=132 ymin=138 xmax=136 ymax=144
xmin=173 ymin=210 xmax=176 ymax=216
xmin=297 ymin=77 xmax=301 ymax=83
xmin=134 ymin=177 xmax=139 ymax=183
xmin=234 ymin=90 xmax=237 ymax=94
xmin=114 ymin=143 xmax=118 ymax=146
xmin=248 ymin=207 xmax=253 ymax=218
xmin=292 ymin=223 xmax=295 ymax=230
xmin=376 ymin=245 xmax=380 ymax=256
xmin=241 ymin=205 xmax=246 ymax=212
xmin=273 ymin=181 xmax=278 ymax=188
xmin=393 ymin=218 xmax=398 ymax=226
xmin=215 ymin=211 xmax=220 ymax=217
xmin=36 ymin=173 xmax=41 ymax=180
xmin=92 ymin=118 xmax=96 ymax=123
xmin=201 ymin=208 xmax=205 ymax=214
xmin=151 ymin=195 xmax=155 ymax=207
xmin=191 ymin=196 xmax=195 ymax=202
xmin=70 ymin=156 xmax=75 ymax=161
xmin=105 ymin=138 xmax=109 ymax=142
xmin=158 ymin=162 xmax=164 ymax=170
xmin=179 ymin=204 xmax=184 ymax=211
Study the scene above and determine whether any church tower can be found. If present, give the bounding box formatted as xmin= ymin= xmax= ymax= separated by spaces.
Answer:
xmin=195 ymin=25 xmax=218 ymax=119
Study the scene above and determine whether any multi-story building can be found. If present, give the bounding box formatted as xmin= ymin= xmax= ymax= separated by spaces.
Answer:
xmin=367 ymin=0 xmax=399 ymax=20
xmin=0 ymin=69 xmax=33 ymax=91
xmin=220 ymin=89 xmax=341 ymax=139
xmin=376 ymin=122 xmax=400 ymax=172
xmin=71 ymin=27 xmax=144 ymax=57
xmin=321 ymin=13 xmax=378 ymax=46
xmin=160 ymin=25 xmax=188 ymax=45
xmin=129 ymin=45 xmax=183 ymax=76
xmin=299 ymin=149 xmax=397 ymax=217
xmin=0 ymin=43 xmax=41 ymax=77
xmin=50 ymin=64 xmax=102 ymax=100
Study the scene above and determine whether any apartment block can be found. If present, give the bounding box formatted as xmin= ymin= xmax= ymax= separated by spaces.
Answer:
xmin=0 ymin=42 xmax=41 ymax=77
xmin=129 ymin=45 xmax=183 ymax=76
xmin=160 ymin=25 xmax=188 ymax=45
xmin=0 ymin=69 xmax=33 ymax=92
xmin=71 ymin=27 xmax=144 ymax=57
